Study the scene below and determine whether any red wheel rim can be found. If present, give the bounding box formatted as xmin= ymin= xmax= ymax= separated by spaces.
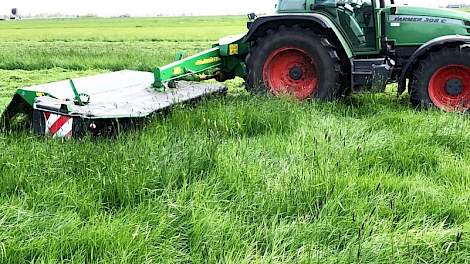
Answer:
xmin=263 ymin=47 xmax=318 ymax=100
xmin=428 ymin=65 xmax=470 ymax=112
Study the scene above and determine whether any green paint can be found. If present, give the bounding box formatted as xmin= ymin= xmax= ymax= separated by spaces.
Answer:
xmin=153 ymin=47 xmax=223 ymax=88
xmin=15 ymin=89 xmax=39 ymax=107
xmin=395 ymin=6 xmax=470 ymax=21
xmin=154 ymin=35 xmax=249 ymax=88
xmin=69 ymin=79 xmax=84 ymax=106
xmin=387 ymin=6 xmax=470 ymax=46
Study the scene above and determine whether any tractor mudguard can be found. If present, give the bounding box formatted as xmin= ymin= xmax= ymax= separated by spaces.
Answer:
xmin=397 ymin=35 xmax=470 ymax=95
xmin=245 ymin=13 xmax=353 ymax=58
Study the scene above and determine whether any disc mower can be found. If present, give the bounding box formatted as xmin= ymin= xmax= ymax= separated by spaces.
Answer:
xmin=2 ymin=0 xmax=470 ymax=138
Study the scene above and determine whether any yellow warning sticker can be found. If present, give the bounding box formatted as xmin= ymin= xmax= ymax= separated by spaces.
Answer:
xmin=229 ymin=44 xmax=239 ymax=55
xmin=195 ymin=57 xmax=221 ymax=66
xmin=36 ymin=92 xmax=45 ymax=97
xmin=173 ymin=67 xmax=183 ymax=75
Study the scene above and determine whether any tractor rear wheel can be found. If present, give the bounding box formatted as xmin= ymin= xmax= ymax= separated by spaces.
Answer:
xmin=410 ymin=46 xmax=470 ymax=112
xmin=246 ymin=26 xmax=344 ymax=101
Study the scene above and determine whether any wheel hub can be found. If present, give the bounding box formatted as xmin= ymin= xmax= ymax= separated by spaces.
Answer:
xmin=289 ymin=66 xmax=303 ymax=81
xmin=428 ymin=64 xmax=470 ymax=112
xmin=262 ymin=47 xmax=318 ymax=101
xmin=445 ymin=78 xmax=463 ymax=96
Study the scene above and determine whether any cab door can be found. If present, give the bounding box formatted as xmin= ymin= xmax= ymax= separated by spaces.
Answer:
xmin=336 ymin=0 xmax=377 ymax=52
xmin=311 ymin=0 xmax=378 ymax=53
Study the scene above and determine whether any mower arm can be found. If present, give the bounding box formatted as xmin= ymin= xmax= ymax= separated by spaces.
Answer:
xmin=153 ymin=34 xmax=249 ymax=89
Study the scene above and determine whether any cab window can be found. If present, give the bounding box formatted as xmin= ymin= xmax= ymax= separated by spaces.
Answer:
xmin=318 ymin=0 xmax=377 ymax=51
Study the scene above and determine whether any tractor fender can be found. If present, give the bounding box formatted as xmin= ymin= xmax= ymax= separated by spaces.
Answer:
xmin=398 ymin=35 xmax=470 ymax=95
xmin=245 ymin=13 xmax=353 ymax=58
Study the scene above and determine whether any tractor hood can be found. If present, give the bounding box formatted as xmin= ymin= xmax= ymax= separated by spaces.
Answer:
xmin=395 ymin=6 xmax=470 ymax=22
xmin=387 ymin=6 xmax=470 ymax=47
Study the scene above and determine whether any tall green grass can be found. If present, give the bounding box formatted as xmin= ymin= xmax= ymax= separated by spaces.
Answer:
xmin=1 ymin=17 xmax=470 ymax=263
xmin=2 ymin=90 xmax=470 ymax=263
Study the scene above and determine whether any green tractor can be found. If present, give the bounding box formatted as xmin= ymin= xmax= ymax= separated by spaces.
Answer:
xmin=2 ymin=0 xmax=470 ymax=138
xmin=241 ymin=0 xmax=470 ymax=111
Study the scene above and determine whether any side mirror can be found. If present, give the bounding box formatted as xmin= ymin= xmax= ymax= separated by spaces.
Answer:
xmin=247 ymin=13 xmax=257 ymax=21
xmin=337 ymin=0 xmax=346 ymax=7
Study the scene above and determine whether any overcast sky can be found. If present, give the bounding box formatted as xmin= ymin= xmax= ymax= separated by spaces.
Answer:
xmin=0 ymin=0 xmax=464 ymax=17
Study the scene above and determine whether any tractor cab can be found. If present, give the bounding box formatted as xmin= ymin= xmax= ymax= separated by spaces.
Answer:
xmin=313 ymin=0 xmax=376 ymax=50
xmin=277 ymin=0 xmax=380 ymax=51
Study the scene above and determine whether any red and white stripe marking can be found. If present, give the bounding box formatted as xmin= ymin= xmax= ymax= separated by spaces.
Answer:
xmin=43 ymin=112 xmax=73 ymax=139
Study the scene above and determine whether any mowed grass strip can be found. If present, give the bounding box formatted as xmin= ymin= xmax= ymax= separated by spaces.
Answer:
xmin=0 ymin=16 xmax=246 ymax=42
xmin=1 ymin=17 xmax=470 ymax=263
xmin=0 ymin=16 xmax=246 ymax=71
xmin=0 ymin=69 xmax=102 ymax=111
xmin=0 ymin=41 xmax=212 ymax=71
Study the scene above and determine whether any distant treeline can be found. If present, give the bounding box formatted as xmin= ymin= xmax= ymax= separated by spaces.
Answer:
xmin=447 ymin=4 xmax=470 ymax=8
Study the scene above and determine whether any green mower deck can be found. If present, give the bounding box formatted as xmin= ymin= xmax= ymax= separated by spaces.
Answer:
xmin=1 ymin=71 xmax=227 ymax=138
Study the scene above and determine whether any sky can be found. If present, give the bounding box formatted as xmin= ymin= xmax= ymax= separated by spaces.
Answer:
xmin=0 ymin=0 xmax=465 ymax=17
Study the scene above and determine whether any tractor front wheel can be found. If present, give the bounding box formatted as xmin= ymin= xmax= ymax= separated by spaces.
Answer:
xmin=411 ymin=47 xmax=470 ymax=112
xmin=246 ymin=26 xmax=344 ymax=101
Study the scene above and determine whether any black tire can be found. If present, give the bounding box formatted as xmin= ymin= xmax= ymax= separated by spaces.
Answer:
xmin=410 ymin=46 xmax=470 ymax=111
xmin=245 ymin=25 xmax=344 ymax=101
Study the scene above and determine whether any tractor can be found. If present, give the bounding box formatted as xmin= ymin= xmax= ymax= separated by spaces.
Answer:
xmin=242 ymin=0 xmax=470 ymax=111
xmin=2 ymin=0 xmax=470 ymax=138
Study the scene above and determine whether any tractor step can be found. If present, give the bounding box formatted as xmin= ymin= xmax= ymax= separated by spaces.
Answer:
xmin=2 ymin=70 xmax=227 ymax=138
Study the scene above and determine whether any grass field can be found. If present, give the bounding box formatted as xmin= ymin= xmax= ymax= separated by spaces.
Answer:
xmin=1 ymin=16 xmax=470 ymax=263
